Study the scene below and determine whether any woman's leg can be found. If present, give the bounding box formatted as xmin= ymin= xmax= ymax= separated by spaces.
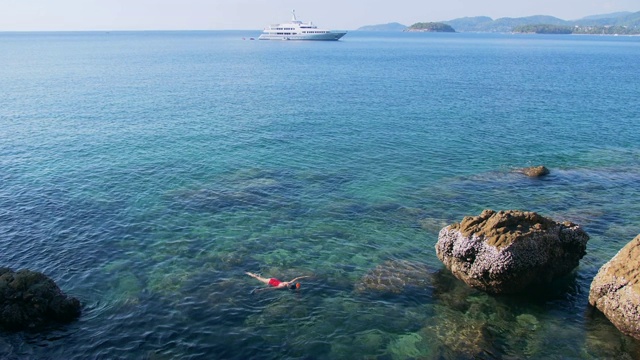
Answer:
xmin=245 ymin=272 xmax=270 ymax=285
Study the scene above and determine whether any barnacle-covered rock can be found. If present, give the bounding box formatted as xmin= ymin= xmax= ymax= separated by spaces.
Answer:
xmin=435 ymin=209 xmax=589 ymax=294
xmin=589 ymin=234 xmax=640 ymax=340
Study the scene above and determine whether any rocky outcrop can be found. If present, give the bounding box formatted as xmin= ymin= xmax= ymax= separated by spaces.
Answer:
xmin=0 ymin=268 xmax=81 ymax=331
xmin=435 ymin=209 xmax=589 ymax=294
xmin=517 ymin=165 xmax=550 ymax=177
xmin=588 ymin=234 xmax=640 ymax=340
xmin=405 ymin=22 xmax=456 ymax=32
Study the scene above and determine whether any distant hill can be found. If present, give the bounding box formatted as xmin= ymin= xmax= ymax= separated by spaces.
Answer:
xmin=578 ymin=12 xmax=632 ymax=21
xmin=442 ymin=16 xmax=492 ymax=31
xmin=443 ymin=10 xmax=640 ymax=33
xmin=357 ymin=10 xmax=640 ymax=34
xmin=357 ymin=22 xmax=407 ymax=31
xmin=575 ymin=11 xmax=640 ymax=27
xmin=445 ymin=15 xmax=567 ymax=32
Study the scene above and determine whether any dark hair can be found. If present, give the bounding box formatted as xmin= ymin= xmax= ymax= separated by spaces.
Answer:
xmin=289 ymin=283 xmax=297 ymax=290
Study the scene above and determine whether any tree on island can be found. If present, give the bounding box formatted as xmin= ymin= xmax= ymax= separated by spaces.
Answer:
xmin=573 ymin=25 xmax=640 ymax=35
xmin=512 ymin=24 xmax=573 ymax=34
xmin=406 ymin=22 xmax=456 ymax=32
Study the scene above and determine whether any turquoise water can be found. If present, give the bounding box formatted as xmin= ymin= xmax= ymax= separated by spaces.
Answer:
xmin=1 ymin=30 xmax=640 ymax=359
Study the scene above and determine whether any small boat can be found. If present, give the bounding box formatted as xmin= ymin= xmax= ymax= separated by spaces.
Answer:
xmin=258 ymin=10 xmax=347 ymax=41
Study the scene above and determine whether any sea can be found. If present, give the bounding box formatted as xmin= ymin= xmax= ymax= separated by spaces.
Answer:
xmin=1 ymin=30 xmax=639 ymax=359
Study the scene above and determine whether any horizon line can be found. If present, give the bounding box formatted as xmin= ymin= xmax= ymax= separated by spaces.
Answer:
xmin=1 ymin=9 xmax=637 ymax=33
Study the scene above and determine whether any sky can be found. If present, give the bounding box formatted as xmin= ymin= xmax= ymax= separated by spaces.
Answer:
xmin=0 ymin=0 xmax=638 ymax=31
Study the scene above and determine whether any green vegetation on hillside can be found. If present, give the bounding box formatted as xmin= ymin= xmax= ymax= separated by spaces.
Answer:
xmin=513 ymin=24 xmax=640 ymax=35
xmin=512 ymin=24 xmax=573 ymax=34
xmin=573 ymin=25 xmax=640 ymax=35
xmin=406 ymin=22 xmax=455 ymax=32
xmin=445 ymin=15 xmax=567 ymax=32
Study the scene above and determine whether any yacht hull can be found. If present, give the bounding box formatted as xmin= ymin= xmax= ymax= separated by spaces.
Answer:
xmin=258 ymin=32 xmax=346 ymax=41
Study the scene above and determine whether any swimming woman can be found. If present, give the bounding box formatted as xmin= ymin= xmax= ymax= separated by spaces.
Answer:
xmin=245 ymin=272 xmax=309 ymax=293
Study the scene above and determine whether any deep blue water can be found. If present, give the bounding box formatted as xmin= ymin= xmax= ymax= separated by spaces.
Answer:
xmin=1 ymin=30 xmax=640 ymax=359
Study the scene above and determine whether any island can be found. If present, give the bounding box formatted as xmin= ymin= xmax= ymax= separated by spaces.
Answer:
xmin=405 ymin=22 xmax=456 ymax=32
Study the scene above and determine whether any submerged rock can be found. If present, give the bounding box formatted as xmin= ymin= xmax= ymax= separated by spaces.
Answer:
xmin=387 ymin=332 xmax=426 ymax=359
xmin=420 ymin=307 xmax=490 ymax=359
xmin=169 ymin=188 xmax=265 ymax=212
xmin=435 ymin=209 xmax=589 ymax=294
xmin=516 ymin=165 xmax=550 ymax=177
xmin=0 ymin=268 xmax=81 ymax=331
xmin=589 ymin=234 xmax=640 ymax=340
xmin=355 ymin=260 xmax=433 ymax=294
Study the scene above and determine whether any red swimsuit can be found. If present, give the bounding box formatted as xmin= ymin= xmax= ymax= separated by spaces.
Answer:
xmin=268 ymin=278 xmax=282 ymax=287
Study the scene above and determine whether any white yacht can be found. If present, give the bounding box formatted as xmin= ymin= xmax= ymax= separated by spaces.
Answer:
xmin=258 ymin=10 xmax=347 ymax=41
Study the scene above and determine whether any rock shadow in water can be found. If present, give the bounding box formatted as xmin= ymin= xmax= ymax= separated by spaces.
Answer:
xmin=584 ymin=306 xmax=640 ymax=359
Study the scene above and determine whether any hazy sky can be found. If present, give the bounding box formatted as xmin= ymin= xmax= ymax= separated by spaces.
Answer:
xmin=1 ymin=0 xmax=638 ymax=31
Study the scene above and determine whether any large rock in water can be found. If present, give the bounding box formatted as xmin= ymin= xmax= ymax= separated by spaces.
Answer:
xmin=588 ymin=234 xmax=640 ymax=340
xmin=0 ymin=268 xmax=81 ymax=331
xmin=435 ymin=209 xmax=589 ymax=294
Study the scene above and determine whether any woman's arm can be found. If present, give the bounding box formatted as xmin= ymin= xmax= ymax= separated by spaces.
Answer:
xmin=287 ymin=276 xmax=310 ymax=283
